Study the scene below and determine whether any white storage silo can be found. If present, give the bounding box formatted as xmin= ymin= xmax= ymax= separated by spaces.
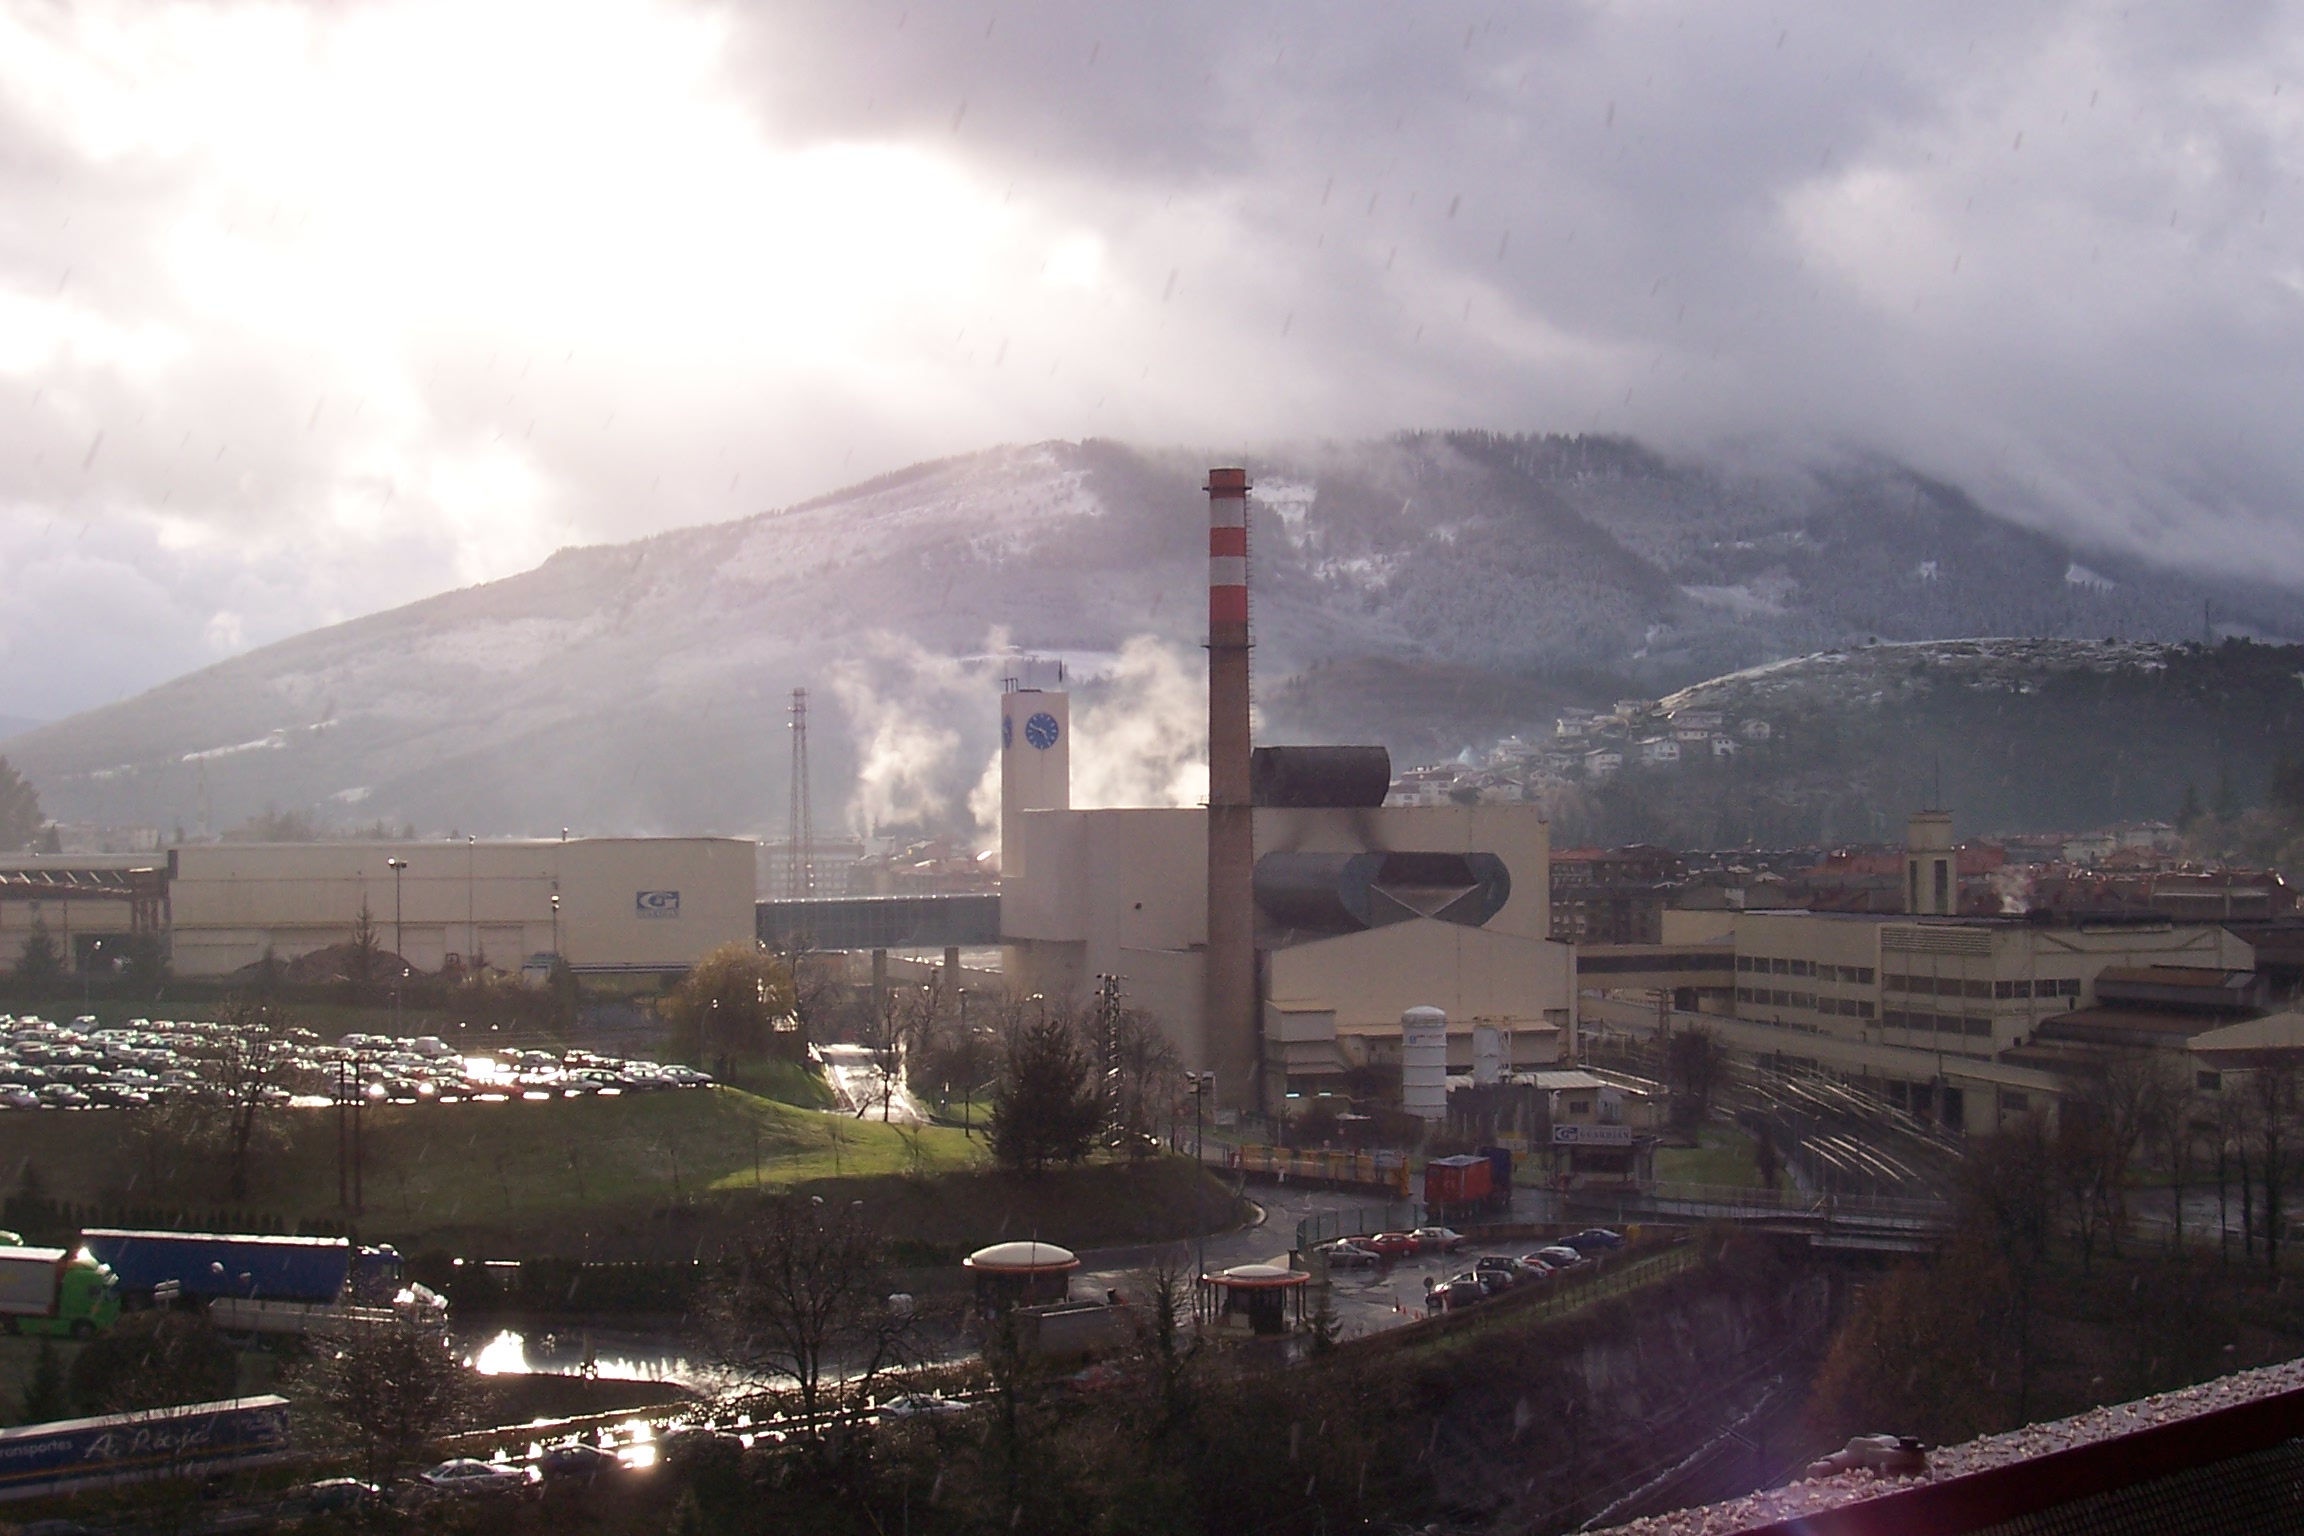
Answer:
xmin=1472 ymin=1023 xmax=1503 ymax=1087
xmin=1402 ymin=1006 xmax=1449 ymax=1121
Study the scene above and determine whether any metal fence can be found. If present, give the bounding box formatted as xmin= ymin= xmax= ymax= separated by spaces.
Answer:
xmin=1575 ymin=1181 xmax=1948 ymax=1229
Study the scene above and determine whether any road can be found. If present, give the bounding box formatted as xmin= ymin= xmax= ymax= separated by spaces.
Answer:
xmin=815 ymin=1043 xmax=927 ymax=1125
xmin=1073 ymin=1179 xmax=1572 ymax=1341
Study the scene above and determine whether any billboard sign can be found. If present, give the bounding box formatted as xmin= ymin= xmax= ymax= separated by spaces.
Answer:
xmin=1552 ymin=1123 xmax=1634 ymax=1146
xmin=635 ymin=890 xmax=681 ymax=920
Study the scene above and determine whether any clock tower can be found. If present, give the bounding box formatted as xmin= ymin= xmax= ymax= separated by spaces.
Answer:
xmin=999 ymin=685 xmax=1070 ymax=884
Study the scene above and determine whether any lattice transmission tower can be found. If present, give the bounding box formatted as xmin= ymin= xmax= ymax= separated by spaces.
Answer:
xmin=785 ymin=688 xmax=816 ymax=900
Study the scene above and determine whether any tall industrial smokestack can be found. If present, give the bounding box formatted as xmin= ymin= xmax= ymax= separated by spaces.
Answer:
xmin=1205 ymin=467 xmax=1257 ymax=1113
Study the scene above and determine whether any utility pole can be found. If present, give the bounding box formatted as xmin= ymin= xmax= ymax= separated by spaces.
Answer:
xmin=1187 ymin=1071 xmax=1215 ymax=1295
xmin=1096 ymin=972 xmax=1125 ymax=1143
xmin=387 ymin=858 xmax=407 ymax=1036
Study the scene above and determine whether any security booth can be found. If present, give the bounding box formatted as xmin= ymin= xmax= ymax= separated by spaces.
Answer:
xmin=1199 ymin=1263 xmax=1310 ymax=1335
xmin=962 ymin=1241 xmax=1079 ymax=1311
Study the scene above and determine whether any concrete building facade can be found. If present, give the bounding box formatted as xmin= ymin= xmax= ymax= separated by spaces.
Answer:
xmin=3 ymin=838 xmax=757 ymax=980
xmin=998 ymin=693 xmax=1576 ymax=1112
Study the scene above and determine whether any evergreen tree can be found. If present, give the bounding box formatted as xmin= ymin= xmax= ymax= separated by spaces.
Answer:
xmin=0 ymin=757 xmax=40 ymax=852
xmin=2177 ymin=780 xmax=2204 ymax=831
xmin=21 ymin=1340 xmax=68 ymax=1423
xmin=989 ymin=1015 xmax=1103 ymax=1174
xmin=11 ymin=917 xmax=61 ymax=995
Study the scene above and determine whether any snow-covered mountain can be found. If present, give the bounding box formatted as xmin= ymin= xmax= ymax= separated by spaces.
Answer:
xmin=12 ymin=434 xmax=2304 ymax=841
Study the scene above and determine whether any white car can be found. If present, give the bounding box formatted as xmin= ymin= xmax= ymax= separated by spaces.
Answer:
xmin=1412 ymin=1226 xmax=1469 ymax=1253
xmin=879 ymin=1393 xmax=974 ymax=1421
xmin=418 ymin=1459 xmax=530 ymax=1496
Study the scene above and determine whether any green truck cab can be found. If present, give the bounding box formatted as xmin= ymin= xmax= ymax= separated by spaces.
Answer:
xmin=0 ymin=1245 xmax=122 ymax=1339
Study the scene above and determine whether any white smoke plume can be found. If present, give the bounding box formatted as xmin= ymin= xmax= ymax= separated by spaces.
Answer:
xmin=842 ymin=631 xmax=1252 ymax=850
xmin=1069 ymin=637 xmax=1213 ymax=812
xmin=826 ymin=633 xmax=1006 ymax=838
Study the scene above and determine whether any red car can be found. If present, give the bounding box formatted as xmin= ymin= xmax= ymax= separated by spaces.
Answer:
xmin=1362 ymin=1231 xmax=1419 ymax=1258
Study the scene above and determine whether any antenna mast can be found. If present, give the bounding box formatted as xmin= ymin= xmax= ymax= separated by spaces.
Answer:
xmin=786 ymin=688 xmax=816 ymax=900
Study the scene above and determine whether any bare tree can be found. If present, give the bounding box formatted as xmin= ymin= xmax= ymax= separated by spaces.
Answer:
xmin=1665 ymin=1025 xmax=1726 ymax=1129
xmin=1956 ymin=1115 xmax=2055 ymax=1418
xmin=859 ymin=983 xmax=937 ymax=1121
xmin=2085 ymin=1051 xmax=2181 ymax=1255
xmin=184 ymin=999 xmax=299 ymax=1203
xmin=1108 ymin=1007 xmax=1182 ymax=1158
xmin=300 ymin=1311 xmax=476 ymax=1481
xmin=703 ymin=1194 xmax=919 ymax=1441
xmin=2252 ymin=1057 xmax=2301 ymax=1273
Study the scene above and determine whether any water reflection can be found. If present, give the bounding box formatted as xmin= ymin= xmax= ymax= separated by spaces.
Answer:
xmin=460 ymin=1327 xmax=726 ymax=1388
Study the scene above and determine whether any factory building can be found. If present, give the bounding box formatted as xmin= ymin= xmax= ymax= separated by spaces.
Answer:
xmin=998 ymin=469 xmax=1576 ymax=1116
xmin=1 ymin=837 xmax=757 ymax=980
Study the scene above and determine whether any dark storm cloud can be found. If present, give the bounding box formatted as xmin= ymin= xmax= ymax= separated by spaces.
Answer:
xmin=1 ymin=0 xmax=2301 ymax=720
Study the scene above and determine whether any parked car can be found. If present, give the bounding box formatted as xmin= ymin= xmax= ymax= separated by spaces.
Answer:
xmin=539 ymin=1442 xmax=621 ymax=1482
xmin=1564 ymin=1228 xmax=1626 ymax=1253
xmin=1516 ymin=1252 xmax=1559 ymax=1279
xmin=1412 ymin=1226 xmax=1468 ymax=1253
xmin=1363 ymin=1231 xmax=1420 ymax=1258
xmin=1461 ymin=1266 xmax=1515 ymax=1298
xmin=1437 ymin=1273 xmax=1487 ymax=1308
xmin=296 ymin=1478 xmax=382 ymax=1513
xmin=1474 ymin=1254 xmax=1534 ymax=1287
xmin=880 ymin=1392 xmax=976 ymax=1422
xmin=1532 ymin=1245 xmax=1587 ymax=1270
xmin=417 ymin=1459 xmax=529 ymax=1497
xmin=1319 ymin=1238 xmax=1383 ymax=1269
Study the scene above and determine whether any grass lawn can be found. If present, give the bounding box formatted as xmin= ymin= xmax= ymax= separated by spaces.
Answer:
xmin=0 ymin=1089 xmax=981 ymax=1249
xmin=1652 ymin=1122 xmax=1766 ymax=1189
xmin=0 ymin=1091 xmax=1244 ymax=1262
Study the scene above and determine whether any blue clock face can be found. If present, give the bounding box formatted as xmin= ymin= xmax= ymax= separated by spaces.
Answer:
xmin=1026 ymin=711 xmax=1061 ymax=750
xmin=1002 ymin=714 xmax=1014 ymax=749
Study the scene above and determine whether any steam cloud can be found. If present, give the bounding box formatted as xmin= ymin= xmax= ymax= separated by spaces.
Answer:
xmin=839 ymin=631 xmax=1223 ymax=848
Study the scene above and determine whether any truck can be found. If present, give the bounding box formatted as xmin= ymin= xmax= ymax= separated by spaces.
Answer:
xmin=78 ymin=1230 xmax=444 ymax=1336
xmin=0 ymin=1245 xmax=121 ymax=1339
xmin=1423 ymin=1153 xmax=1496 ymax=1212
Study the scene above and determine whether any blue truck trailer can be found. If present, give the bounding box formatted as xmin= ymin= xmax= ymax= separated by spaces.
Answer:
xmin=0 ymin=1395 xmax=291 ymax=1502
xmin=80 ymin=1230 xmax=402 ymax=1306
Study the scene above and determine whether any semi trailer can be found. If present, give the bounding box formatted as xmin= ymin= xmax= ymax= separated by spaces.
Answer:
xmin=0 ymin=1245 xmax=120 ymax=1339
xmin=79 ymin=1229 xmax=444 ymax=1335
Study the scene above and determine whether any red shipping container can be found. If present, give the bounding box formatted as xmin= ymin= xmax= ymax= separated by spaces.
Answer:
xmin=1423 ymin=1154 xmax=1493 ymax=1207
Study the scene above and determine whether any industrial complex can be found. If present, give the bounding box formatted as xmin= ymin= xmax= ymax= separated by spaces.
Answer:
xmin=7 ymin=467 xmax=2304 ymax=1147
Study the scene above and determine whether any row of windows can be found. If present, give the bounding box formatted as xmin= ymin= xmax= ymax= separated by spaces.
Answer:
xmin=1883 ymin=1009 xmax=1995 ymax=1038
xmin=1737 ymin=956 xmax=1876 ymax=984
xmin=1736 ymin=987 xmax=1876 ymax=1019
xmin=1883 ymin=974 xmax=2081 ymax=1000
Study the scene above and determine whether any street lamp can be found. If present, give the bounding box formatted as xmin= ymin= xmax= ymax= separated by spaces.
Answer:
xmin=466 ymin=834 xmax=477 ymax=973
xmin=1186 ymin=1071 xmax=1217 ymax=1291
xmin=386 ymin=859 xmax=408 ymax=1036
xmin=550 ymin=892 xmax=561 ymax=961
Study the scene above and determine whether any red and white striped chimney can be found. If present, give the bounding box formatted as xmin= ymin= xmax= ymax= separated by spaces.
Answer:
xmin=1204 ymin=467 xmax=1256 ymax=1113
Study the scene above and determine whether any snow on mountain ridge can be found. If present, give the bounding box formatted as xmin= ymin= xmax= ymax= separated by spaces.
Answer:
xmin=15 ymin=433 xmax=2304 ymax=841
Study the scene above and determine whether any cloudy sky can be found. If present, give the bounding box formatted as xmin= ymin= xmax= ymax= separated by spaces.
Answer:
xmin=2 ymin=0 xmax=2300 ymax=724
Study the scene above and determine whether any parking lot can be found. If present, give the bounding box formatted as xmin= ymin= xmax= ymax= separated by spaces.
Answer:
xmin=0 ymin=1012 xmax=713 ymax=1110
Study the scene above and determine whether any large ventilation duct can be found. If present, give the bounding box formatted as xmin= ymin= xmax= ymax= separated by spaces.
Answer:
xmin=1250 ymin=746 xmax=1391 ymax=808
xmin=1254 ymin=851 xmax=1512 ymax=934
